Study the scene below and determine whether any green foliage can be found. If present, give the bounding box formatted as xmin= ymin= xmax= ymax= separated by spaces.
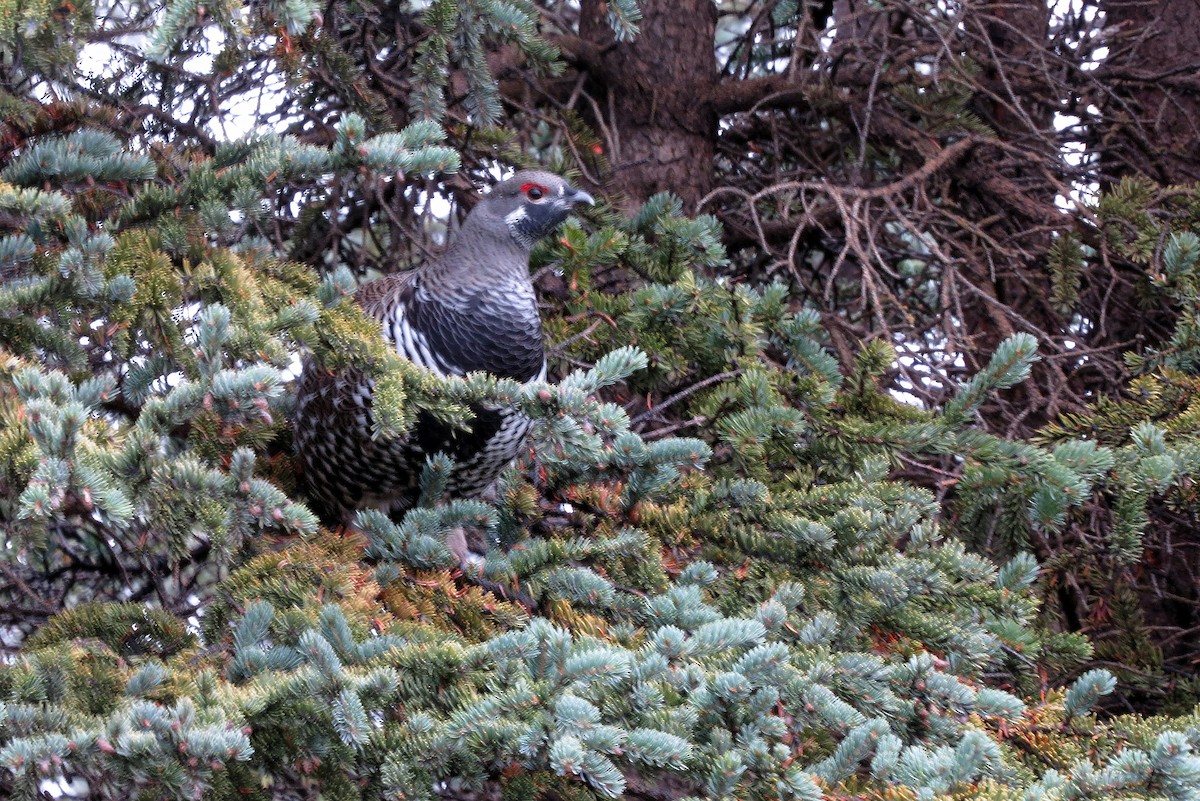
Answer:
xmin=0 ymin=0 xmax=94 ymax=84
xmin=24 ymin=603 xmax=195 ymax=659
xmin=3 ymin=4 xmax=1200 ymax=801
xmin=10 ymin=143 xmax=1187 ymax=795
xmin=1028 ymin=192 xmax=1200 ymax=696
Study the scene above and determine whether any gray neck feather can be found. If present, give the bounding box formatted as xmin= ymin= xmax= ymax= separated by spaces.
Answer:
xmin=424 ymin=208 xmax=532 ymax=289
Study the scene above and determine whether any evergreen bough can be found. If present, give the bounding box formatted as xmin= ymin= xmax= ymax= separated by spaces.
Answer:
xmin=2 ymin=3 xmax=1200 ymax=801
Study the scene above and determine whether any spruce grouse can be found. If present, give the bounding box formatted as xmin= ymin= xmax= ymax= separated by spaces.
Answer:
xmin=294 ymin=170 xmax=594 ymax=523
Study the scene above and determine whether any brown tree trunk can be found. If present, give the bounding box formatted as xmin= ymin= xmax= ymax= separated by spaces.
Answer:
xmin=1100 ymin=0 xmax=1200 ymax=186
xmin=577 ymin=0 xmax=718 ymax=211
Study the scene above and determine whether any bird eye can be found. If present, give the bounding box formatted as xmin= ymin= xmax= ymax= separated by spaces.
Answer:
xmin=522 ymin=183 xmax=546 ymax=200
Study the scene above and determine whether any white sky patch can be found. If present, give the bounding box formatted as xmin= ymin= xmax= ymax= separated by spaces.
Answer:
xmin=890 ymin=332 xmax=964 ymax=410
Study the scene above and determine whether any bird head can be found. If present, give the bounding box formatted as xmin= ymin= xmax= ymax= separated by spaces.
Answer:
xmin=479 ymin=170 xmax=595 ymax=249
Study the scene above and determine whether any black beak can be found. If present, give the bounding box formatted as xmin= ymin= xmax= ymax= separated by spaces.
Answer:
xmin=564 ymin=185 xmax=596 ymax=206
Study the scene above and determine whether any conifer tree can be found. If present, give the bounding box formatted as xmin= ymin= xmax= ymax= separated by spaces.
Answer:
xmin=3 ymin=2 xmax=1200 ymax=801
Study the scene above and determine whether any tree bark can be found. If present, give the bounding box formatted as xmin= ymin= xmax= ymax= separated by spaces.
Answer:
xmin=577 ymin=0 xmax=718 ymax=211
xmin=1100 ymin=0 xmax=1200 ymax=186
